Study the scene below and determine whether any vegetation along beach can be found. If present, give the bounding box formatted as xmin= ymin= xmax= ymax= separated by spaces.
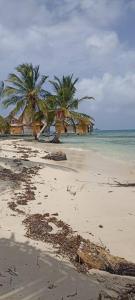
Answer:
xmin=0 ymin=1 xmax=135 ymax=299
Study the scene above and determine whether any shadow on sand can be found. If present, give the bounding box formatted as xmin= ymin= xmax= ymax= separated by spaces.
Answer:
xmin=0 ymin=234 xmax=135 ymax=300
xmin=0 ymin=155 xmax=78 ymax=174
xmin=0 ymin=233 xmax=100 ymax=300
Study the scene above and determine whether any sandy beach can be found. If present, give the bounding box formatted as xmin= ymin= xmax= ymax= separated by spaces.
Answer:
xmin=0 ymin=138 xmax=135 ymax=299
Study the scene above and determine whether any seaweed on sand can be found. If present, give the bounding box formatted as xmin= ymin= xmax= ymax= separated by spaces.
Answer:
xmin=23 ymin=213 xmax=135 ymax=277
xmin=2 ymin=165 xmax=41 ymax=211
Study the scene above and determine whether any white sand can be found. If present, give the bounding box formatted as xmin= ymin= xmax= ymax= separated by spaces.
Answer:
xmin=0 ymin=138 xmax=135 ymax=299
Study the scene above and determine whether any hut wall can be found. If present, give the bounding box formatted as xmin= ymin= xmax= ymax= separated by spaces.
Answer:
xmin=55 ymin=122 xmax=65 ymax=134
xmin=32 ymin=124 xmax=42 ymax=134
xmin=56 ymin=120 xmax=91 ymax=135
xmin=76 ymin=125 xmax=84 ymax=134
xmin=23 ymin=122 xmax=42 ymax=135
xmin=23 ymin=125 xmax=32 ymax=135
xmin=56 ymin=121 xmax=76 ymax=134
xmin=76 ymin=124 xmax=89 ymax=134
xmin=10 ymin=126 xmax=23 ymax=135
xmin=67 ymin=125 xmax=75 ymax=133
xmin=82 ymin=124 xmax=88 ymax=134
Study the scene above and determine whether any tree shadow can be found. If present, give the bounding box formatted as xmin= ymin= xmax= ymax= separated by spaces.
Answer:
xmin=0 ymin=233 xmax=100 ymax=300
xmin=0 ymin=234 xmax=135 ymax=300
xmin=0 ymin=155 xmax=77 ymax=174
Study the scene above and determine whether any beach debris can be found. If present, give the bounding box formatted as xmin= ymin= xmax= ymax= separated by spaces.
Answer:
xmin=72 ymin=192 xmax=76 ymax=196
xmin=0 ymin=167 xmax=22 ymax=182
xmin=23 ymin=213 xmax=135 ymax=276
xmin=36 ymin=255 xmax=40 ymax=267
xmin=8 ymin=202 xmax=25 ymax=215
xmin=48 ymin=283 xmax=57 ymax=289
xmin=98 ymin=283 xmax=135 ymax=299
xmin=77 ymin=242 xmax=135 ymax=277
xmin=9 ymin=276 xmax=13 ymax=287
xmin=43 ymin=151 xmax=67 ymax=161
xmin=17 ymin=146 xmax=39 ymax=154
xmin=52 ymin=213 xmax=59 ymax=216
xmin=67 ymin=186 xmax=76 ymax=196
xmin=7 ymin=266 xmax=18 ymax=277
xmin=118 ymin=283 xmax=135 ymax=299
xmin=44 ymin=213 xmax=50 ymax=217
xmin=98 ymin=225 xmax=103 ymax=228
xmin=111 ymin=180 xmax=135 ymax=187
xmin=23 ymin=213 xmax=85 ymax=272
xmin=87 ymin=232 xmax=94 ymax=236
xmin=4 ymin=165 xmax=40 ymax=213
xmin=67 ymin=288 xmax=77 ymax=298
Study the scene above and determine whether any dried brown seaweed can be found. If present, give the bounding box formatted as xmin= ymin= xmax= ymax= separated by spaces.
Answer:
xmin=23 ymin=213 xmax=135 ymax=277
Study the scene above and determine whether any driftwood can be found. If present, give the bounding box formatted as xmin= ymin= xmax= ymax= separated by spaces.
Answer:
xmin=43 ymin=151 xmax=67 ymax=161
xmin=114 ymin=181 xmax=135 ymax=187
xmin=77 ymin=242 xmax=135 ymax=276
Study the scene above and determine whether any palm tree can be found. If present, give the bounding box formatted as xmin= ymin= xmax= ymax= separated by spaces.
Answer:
xmin=49 ymin=75 xmax=94 ymax=133
xmin=2 ymin=64 xmax=48 ymax=139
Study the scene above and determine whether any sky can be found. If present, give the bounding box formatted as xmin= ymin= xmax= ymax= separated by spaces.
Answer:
xmin=0 ymin=0 xmax=135 ymax=129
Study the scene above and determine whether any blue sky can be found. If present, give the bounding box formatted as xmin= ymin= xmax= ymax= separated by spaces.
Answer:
xmin=0 ymin=0 xmax=135 ymax=129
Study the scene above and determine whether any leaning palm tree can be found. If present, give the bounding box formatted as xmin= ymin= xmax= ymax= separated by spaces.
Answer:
xmin=49 ymin=75 xmax=94 ymax=133
xmin=2 ymin=64 xmax=48 ymax=139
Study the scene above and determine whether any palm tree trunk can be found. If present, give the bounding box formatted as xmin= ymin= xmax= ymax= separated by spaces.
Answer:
xmin=32 ymin=122 xmax=38 ymax=140
xmin=71 ymin=118 xmax=76 ymax=133
xmin=37 ymin=121 xmax=47 ymax=139
xmin=50 ymin=131 xmax=61 ymax=143
xmin=62 ymin=120 xmax=67 ymax=133
xmin=34 ymin=132 xmax=38 ymax=140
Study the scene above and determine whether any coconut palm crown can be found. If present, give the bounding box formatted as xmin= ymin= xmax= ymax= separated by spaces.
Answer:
xmin=2 ymin=63 xmax=48 ymax=139
xmin=49 ymin=74 xmax=95 ymax=131
xmin=49 ymin=74 xmax=94 ymax=112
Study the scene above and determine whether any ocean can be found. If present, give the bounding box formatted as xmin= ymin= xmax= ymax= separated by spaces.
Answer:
xmin=61 ymin=130 xmax=135 ymax=162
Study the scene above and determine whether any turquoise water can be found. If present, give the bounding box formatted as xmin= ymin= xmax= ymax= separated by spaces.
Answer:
xmin=61 ymin=130 xmax=135 ymax=162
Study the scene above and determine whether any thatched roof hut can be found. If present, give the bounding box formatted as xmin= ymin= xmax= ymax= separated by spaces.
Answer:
xmin=55 ymin=111 xmax=94 ymax=135
xmin=10 ymin=116 xmax=44 ymax=136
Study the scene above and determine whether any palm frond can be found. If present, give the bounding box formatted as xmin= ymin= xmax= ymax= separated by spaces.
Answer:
xmin=3 ymin=96 xmax=25 ymax=108
xmin=78 ymin=96 xmax=95 ymax=102
xmin=37 ymin=75 xmax=48 ymax=89
xmin=3 ymin=86 xmax=22 ymax=96
xmin=8 ymin=99 xmax=26 ymax=115
xmin=70 ymin=111 xmax=95 ymax=123
xmin=34 ymin=65 xmax=40 ymax=83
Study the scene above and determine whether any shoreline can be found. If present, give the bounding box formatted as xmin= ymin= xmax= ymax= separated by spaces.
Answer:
xmin=0 ymin=138 xmax=135 ymax=298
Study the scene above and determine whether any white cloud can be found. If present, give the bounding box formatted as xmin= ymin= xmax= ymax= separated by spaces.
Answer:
xmin=86 ymin=32 xmax=119 ymax=55
xmin=77 ymin=73 xmax=135 ymax=129
xmin=78 ymin=73 xmax=135 ymax=108
xmin=0 ymin=0 xmax=134 ymax=128
xmin=80 ymin=0 xmax=125 ymax=26
xmin=77 ymin=72 xmax=135 ymax=128
xmin=0 ymin=0 xmax=132 ymax=78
